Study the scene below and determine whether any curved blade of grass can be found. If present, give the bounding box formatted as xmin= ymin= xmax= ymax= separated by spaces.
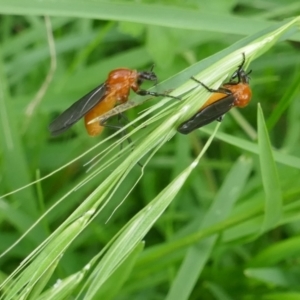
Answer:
xmin=204 ymin=282 xmax=233 ymax=300
xmin=27 ymin=256 xmax=60 ymax=299
xmin=1 ymin=211 xmax=93 ymax=299
xmin=35 ymin=242 xmax=144 ymax=300
xmin=81 ymin=123 xmax=219 ymax=300
xmin=262 ymin=293 xmax=300 ymax=300
xmin=267 ymin=70 xmax=300 ymax=130
xmin=200 ymin=127 xmax=300 ymax=169
xmin=0 ymin=1 xmax=275 ymax=36
xmin=92 ymin=242 xmax=144 ymax=300
xmin=222 ymin=199 xmax=300 ymax=244
xmin=36 ymin=271 xmax=86 ymax=300
xmin=249 ymin=235 xmax=300 ymax=267
xmin=244 ymin=267 xmax=294 ymax=287
xmin=257 ymin=104 xmax=282 ymax=233
xmin=137 ymin=195 xmax=300 ymax=268
xmin=0 ymin=48 xmax=37 ymax=215
xmin=166 ymin=156 xmax=252 ymax=300
xmin=1 ymin=114 xmax=180 ymax=298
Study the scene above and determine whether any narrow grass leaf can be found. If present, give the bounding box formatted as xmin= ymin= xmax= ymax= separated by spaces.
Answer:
xmin=200 ymin=128 xmax=300 ymax=169
xmin=2 ymin=211 xmax=93 ymax=299
xmin=27 ymin=256 xmax=60 ymax=300
xmin=249 ymin=235 xmax=300 ymax=267
xmin=92 ymin=242 xmax=145 ymax=300
xmin=166 ymin=156 xmax=253 ymax=300
xmin=263 ymin=293 xmax=300 ymax=300
xmin=267 ymin=70 xmax=300 ymax=130
xmin=257 ymin=104 xmax=282 ymax=232
xmin=245 ymin=268 xmax=297 ymax=287
xmin=204 ymin=281 xmax=234 ymax=300
xmin=0 ymin=1 xmax=274 ymax=36
xmin=36 ymin=272 xmax=86 ymax=300
xmin=0 ymin=49 xmax=37 ymax=215
xmin=82 ymin=125 xmax=219 ymax=300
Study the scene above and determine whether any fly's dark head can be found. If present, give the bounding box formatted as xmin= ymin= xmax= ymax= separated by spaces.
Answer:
xmin=230 ymin=69 xmax=252 ymax=84
xmin=229 ymin=53 xmax=252 ymax=84
xmin=137 ymin=64 xmax=158 ymax=86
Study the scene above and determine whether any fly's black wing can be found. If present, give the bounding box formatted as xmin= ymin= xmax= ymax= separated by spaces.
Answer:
xmin=49 ymin=83 xmax=107 ymax=136
xmin=177 ymin=95 xmax=235 ymax=134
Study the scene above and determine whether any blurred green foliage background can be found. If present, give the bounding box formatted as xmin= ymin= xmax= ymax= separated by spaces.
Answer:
xmin=1 ymin=0 xmax=300 ymax=299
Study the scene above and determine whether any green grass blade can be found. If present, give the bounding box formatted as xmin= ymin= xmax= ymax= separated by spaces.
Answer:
xmin=0 ymin=1 xmax=274 ymax=36
xmin=267 ymin=70 xmax=300 ymax=130
xmin=0 ymin=50 xmax=37 ymax=215
xmin=245 ymin=267 xmax=295 ymax=287
xmin=257 ymin=104 xmax=282 ymax=232
xmin=249 ymin=235 xmax=300 ymax=267
xmin=27 ymin=256 xmax=60 ymax=299
xmin=166 ymin=156 xmax=252 ymax=300
xmin=36 ymin=272 xmax=86 ymax=300
xmin=200 ymin=128 xmax=300 ymax=169
xmin=91 ymin=242 xmax=144 ymax=300
xmin=82 ymin=126 xmax=219 ymax=300
xmin=263 ymin=292 xmax=300 ymax=300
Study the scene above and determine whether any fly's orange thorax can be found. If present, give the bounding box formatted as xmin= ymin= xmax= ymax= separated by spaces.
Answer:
xmin=106 ymin=68 xmax=139 ymax=104
xmin=224 ymin=83 xmax=252 ymax=108
xmin=199 ymin=82 xmax=252 ymax=113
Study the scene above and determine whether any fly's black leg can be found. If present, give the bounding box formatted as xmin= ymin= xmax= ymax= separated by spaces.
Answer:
xmin=99 ymin=118 xmax=123 ymax=131
xmin=117 ymin=114 xmax=143 ymax=167
xmin=136 ymin=89 xmax=181 ymax=101
xmin=100 ymin=114 xmax=143 ymax=167
xmin=191 ymin=77 xmax=219 ymax=93
xmin=118 ymin=113 xmax=137 ymax=129
xmin=228 ymin=53 xmax=251 ymax=84
xmin=117 ymin=114 xmax=134 ymax=148
xmin=99 ymin=114 xmax=133 ymax=146
xmin=191 ymin=77 xmax=232 ymax=96
xmin=217 ymin=87 xmax=234 ymax=94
